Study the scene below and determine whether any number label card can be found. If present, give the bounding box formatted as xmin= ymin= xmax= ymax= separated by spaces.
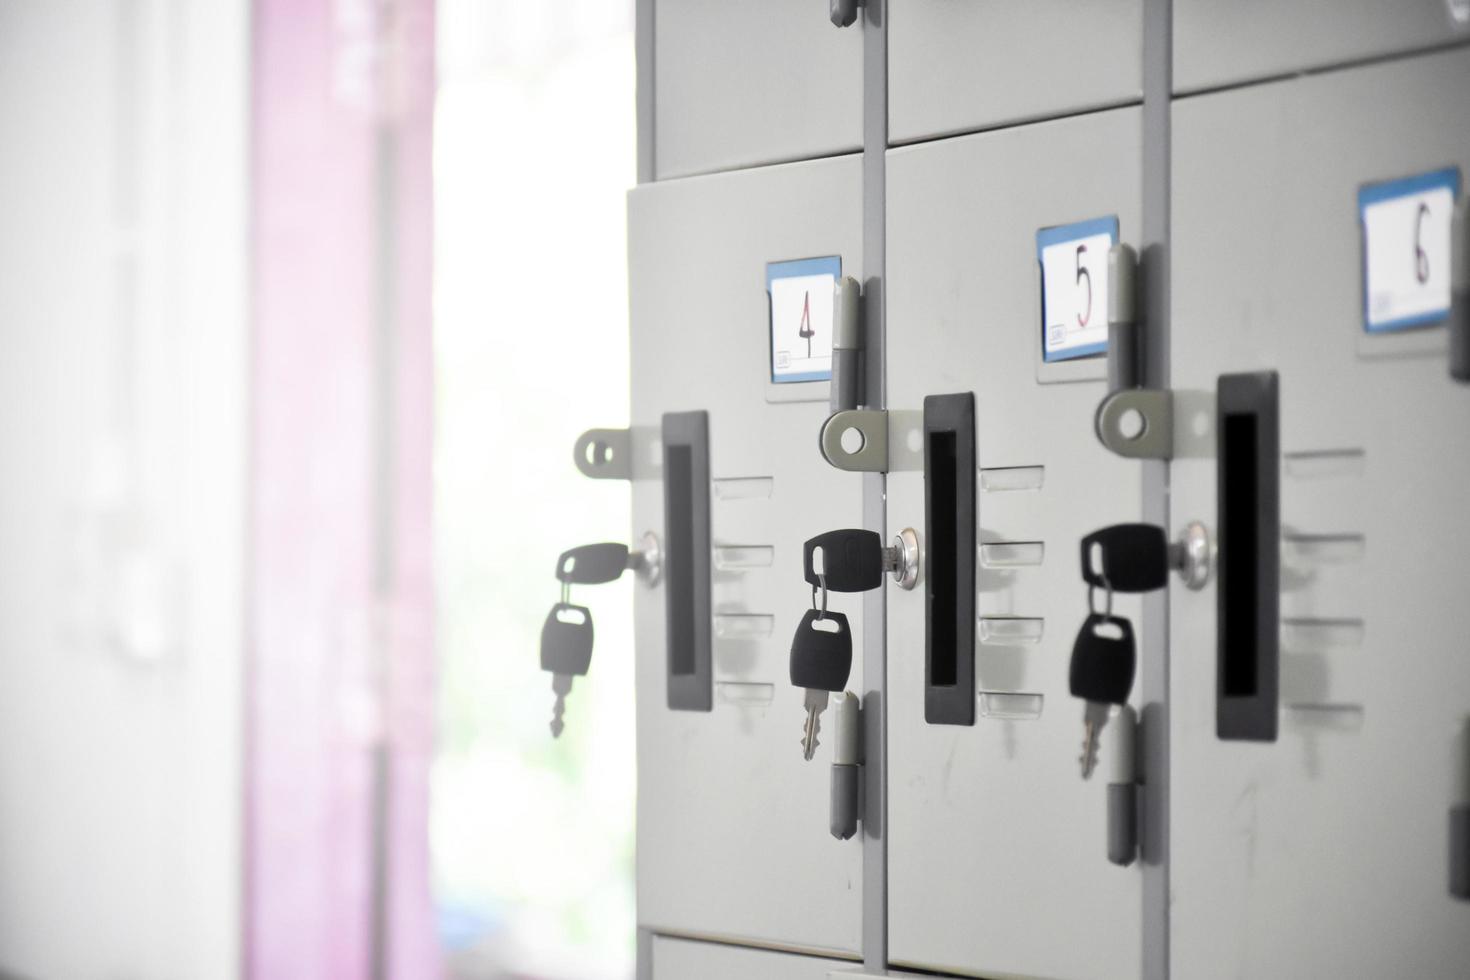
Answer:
xmin=1037 ymin=216 xmax=1118 ymax=362
xmin=1359 ymin=167 xmax=1461 ymax=333
xmin=767 ymin=256 xmax=840 ymax=383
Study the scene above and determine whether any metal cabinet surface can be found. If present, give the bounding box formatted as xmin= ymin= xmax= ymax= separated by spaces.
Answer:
xmin=887 ymin=0 xmax=1141 ymax=144
xmin=884 ymin=108 xmax=1147 ymax=979
xmin=650 ymin=935 xmax=854 ymax=980
xmin=1169 ymin=47 xmax=1470 ymax=979
xmin=1174 ymin=0 xmax=1470 ymax=94
xmin=653 ymin=0 xmax=862 ymax=180
xmin=628 ymin=154 xmax=866 ymax=954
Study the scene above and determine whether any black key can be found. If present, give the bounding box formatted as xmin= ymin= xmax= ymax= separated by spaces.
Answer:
xmin=789 ymin=609 xmax=853 ymax=692
xmin=1080 ymin=523 xmax=1169 ymax=593
xmin=555 ymin=542 xmax=630 ymax=586
xmin=1069 ymin=613 xmax=1136 ymax=705
xmin=540 ymin=603 xmax=594 ymax=677
xmin=803 ymin=529 xmax=884 ymax=594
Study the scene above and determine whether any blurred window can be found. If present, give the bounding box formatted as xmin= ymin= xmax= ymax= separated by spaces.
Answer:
xmin=432 ymin=2 xmax=637 ymax=977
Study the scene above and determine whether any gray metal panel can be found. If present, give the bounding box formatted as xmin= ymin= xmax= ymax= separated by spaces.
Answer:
xmin=650 ymin=935 xmax=853 ymax=980
xmin=888 ymin=0 xmax=1142 ymax=144
xmin=885 ymin=108 xmax=1146 ymax=979
xmin=860 ymin=0 xmax=889 ymax=971
xmin=629 ymin=155 xmax=866 ymax=953
xmin=653 ymin=0 xmax=862 ymax=180
xmin=1170 ymin=48 xmax=1470 ymax=978
xmin=1139 ymin=0 xmax=1172 ymax=977
xmin=1174 ymin=0 xmax=1470 ymax=94
xmin=637 ymin=0 xmax=655 ymax=184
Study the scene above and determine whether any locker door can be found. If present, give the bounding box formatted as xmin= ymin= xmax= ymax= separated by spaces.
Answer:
xmin=888 ymin=0 xmax=1142 ymax=145
xmin=650 ymin=935 xmax=854 ymax=980
xmin=885 ymin=108 xmax=1147 ymax=979
xmin=1174 ymin=0 xmax=1469 ymax=94
xmin=653 ymin=0 xmax=862 ymax=180
xmin=628 ymin=155 xmax=865 ymax=954
xmin=1169 ymin=48 xmax=1470 ymax=978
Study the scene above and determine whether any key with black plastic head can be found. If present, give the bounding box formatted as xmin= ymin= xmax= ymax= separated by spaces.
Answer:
xmin=541 ymin=603 xmax=594 ymax=737
xmin=790 ymin=609 xmax=853 ymax=761
xmin=1070 ymin=612 xmax=1136 ymax=779
xmin=555 ymin=542 xmax=631 ymax=585
xmin=804 ymin=529 xmax=885 ymax=594
xmin=1080 ymin=523 xmax=1169 ymax=593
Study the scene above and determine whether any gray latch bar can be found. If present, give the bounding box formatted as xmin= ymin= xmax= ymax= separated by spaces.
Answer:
xmin=830 ymin=691 xmax=861 ymax=840
xmin=831 ymin=275 xmax=863 ymax=415
xmin=573 ymin=427 xmax=632 ymax=480
xmin=1095 ymin=388 xmax=1173 ymax=460
xmin=820 ymin=408 xmax=888 ymax=472
xmin=1450 ymin=197 xmax=1468 ymax=383
xmin=1108 ymin=243 xmax=1143 ymax=392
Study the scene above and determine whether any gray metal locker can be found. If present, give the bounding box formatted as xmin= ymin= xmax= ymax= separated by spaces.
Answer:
xmin=649 ymin=935 xmax=853 ymax=979
xmin=1174 ymin=0 xmax=1470 ymax=94
xmin=1169 ymin=47 xmax=1470 ymax=978
xmin=887 ymin=0 xmax=1141 ymax=144
xmin=883 ymin=107 xmax=1148 ymax=979
xmin=651 ymin=0 xmax=862 ymax=180
xmin=627 ymin=155 xmax=867 ymax=954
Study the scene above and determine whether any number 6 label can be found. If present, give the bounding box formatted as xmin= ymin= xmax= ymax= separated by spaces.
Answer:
xmin=1037 ymin=216 xmax=1119 ymax=362
xmin=1359 ymin=167 xmax=1461 ymax=333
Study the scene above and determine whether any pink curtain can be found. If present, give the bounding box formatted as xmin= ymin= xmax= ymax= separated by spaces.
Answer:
xmin=247 ymin=2 xmax=437 ymax=977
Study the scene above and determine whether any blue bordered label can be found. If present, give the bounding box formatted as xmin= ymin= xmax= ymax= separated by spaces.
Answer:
xmin=1037 ymin=216 xmax=1118 ymax=362
xmin=1358 ymin=167 xmax=1461 ymax=334
xmin=767 ymin=256 xmax=840 ymax=383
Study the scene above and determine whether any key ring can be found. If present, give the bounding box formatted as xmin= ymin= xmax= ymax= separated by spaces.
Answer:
xmin=810 ymin=574 xmax=829 ymax=620
xmin=561 ymin=581 xmax=571 ymax=606
xmin=1087 ymin=574 xmax=1114 ymax=621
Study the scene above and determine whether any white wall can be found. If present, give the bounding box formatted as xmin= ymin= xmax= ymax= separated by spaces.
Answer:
xmin=0 ymin=2 xmax=248 ymax=977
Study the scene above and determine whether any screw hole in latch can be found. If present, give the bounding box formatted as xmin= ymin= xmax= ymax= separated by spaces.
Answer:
xmin=839 ymin=426 xmax=865 ymax=455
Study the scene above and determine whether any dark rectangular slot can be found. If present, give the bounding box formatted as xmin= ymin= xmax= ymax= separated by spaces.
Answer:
xmin=1220 ymin=414 xmax=1257 ymax=697
xmin=665 ymin=446 xmax=695 ymax=677
xmin=929 ymin=432 xmax=958 ymax=686
xmin=924 ymin=393 xmax=976 ymax=726
xmin=662 ymin=411 xmax=712 ymax=711
xmin=1216 ymin=372 xmax=1279 ymax=741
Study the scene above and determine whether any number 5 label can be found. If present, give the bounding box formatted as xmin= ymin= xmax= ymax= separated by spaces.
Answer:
xmin=1037 ymin=216 xmax=1118 ymax=362
xmin=1359 ymin=168 xmax=1461 ymax=333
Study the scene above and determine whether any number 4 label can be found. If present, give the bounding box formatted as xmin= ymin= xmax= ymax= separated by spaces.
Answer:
xmin=1359 ymin=167 xmax=1461 ymax=333
xmin=1037 ymin=216 xmax=1119 ymax=362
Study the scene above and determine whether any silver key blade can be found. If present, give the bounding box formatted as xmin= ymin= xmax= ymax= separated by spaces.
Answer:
xmin=550 ymin=673 xmax=573 ymax=738
xmin=1079 ymin=700 xmax=1111 ymax=779
xmin=802 ymin=688 xmax=830 ymax=761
